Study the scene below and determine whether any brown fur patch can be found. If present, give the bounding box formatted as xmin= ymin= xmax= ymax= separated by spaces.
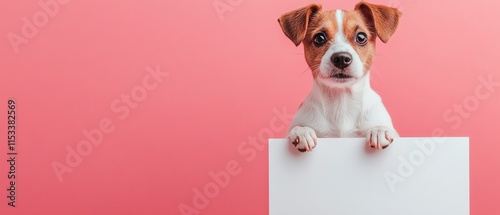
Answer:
xmin=343 ymin=10 xmax=376 ymax=73
xmin=355 ymin=2 xmax=402 ymax=43
xmin=302 ymin=10 xmax=338 ymax=78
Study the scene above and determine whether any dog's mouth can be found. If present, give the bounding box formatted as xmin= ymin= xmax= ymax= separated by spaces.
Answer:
xmin=330 ymin=72 xmax=353 ymax=82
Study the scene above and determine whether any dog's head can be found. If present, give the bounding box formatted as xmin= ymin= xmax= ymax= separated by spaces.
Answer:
xmin=278 ymin=2 xmax=401 ymax=88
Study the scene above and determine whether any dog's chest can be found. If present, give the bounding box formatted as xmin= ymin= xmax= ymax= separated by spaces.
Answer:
xmin=321 ymin=96 xmax=362 ymax=137
xmin=328 ymin=110 xmax=360 ymax=137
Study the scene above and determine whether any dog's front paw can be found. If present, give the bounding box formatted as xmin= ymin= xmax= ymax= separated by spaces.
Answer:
xmin=367 ymin=126 xmax=398 ymax=150
xmin=289 ymin=126 xmax=318 ymax=152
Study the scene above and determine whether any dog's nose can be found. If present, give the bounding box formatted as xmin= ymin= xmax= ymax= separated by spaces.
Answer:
xmin=331 ymin=52 xmax=352 ymax=69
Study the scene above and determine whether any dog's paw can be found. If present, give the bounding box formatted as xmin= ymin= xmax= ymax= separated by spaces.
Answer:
xmin=367 ymin=126 xmax=398 ymax=150
xmin=289 ymin=126 xmax=318 ymax=152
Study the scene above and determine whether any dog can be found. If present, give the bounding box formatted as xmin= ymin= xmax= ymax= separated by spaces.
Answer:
xmin=278 ymin=2 xmax=401 ymax=152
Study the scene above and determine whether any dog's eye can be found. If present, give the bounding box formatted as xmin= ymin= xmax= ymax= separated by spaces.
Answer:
xmin=355 ymin=32 xmax=368 ymax=46
xmin=313 ymin=33 xmax=327 ymax=47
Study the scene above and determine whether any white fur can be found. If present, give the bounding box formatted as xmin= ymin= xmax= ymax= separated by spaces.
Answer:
xmin=289 ymin=10 xmax=398 ymax=152
xmin=335 ymin=10 xmax=346 ymax=43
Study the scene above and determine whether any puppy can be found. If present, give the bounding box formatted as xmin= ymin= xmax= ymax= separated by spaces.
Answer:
xmin=278 ymin=2 xmax=401 ymax=152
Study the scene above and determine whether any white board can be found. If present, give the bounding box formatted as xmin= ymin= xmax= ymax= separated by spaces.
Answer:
xmin=269 ymin=138 xmax=469 ymax=215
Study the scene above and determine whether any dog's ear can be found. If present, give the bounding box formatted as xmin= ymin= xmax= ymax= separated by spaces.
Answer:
xmin=355 ymin=2 xmax=401 ymax=43
xmin=278 ymin=4 xmax=322 ymax=46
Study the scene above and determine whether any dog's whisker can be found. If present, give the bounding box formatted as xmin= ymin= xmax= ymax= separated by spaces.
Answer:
xmin=366 ymin=63 xmax=384 ymax=86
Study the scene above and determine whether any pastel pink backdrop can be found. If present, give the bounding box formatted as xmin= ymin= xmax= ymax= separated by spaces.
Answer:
xmin=0 ymin=0 xmax=499 ymax=214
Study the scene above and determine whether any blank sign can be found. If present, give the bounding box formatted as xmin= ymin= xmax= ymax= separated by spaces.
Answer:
xmin=269 ymin=138 xmax=469 ymax=215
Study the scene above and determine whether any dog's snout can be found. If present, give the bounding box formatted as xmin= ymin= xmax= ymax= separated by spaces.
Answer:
xmin=331 ymin=52 xmax=352 ymax=69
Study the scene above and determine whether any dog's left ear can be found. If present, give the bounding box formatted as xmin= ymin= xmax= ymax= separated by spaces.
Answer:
xmin=278 ymin=4 xmax=322 ymax=46
xmin=355 ymin=2 xmax=402 ymax=43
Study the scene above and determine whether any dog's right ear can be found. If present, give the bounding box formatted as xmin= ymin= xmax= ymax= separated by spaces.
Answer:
xmin=278 ymin=4 xmax=322 ymax=46
xmin=355 ymin=2 xmax=401 ymax=43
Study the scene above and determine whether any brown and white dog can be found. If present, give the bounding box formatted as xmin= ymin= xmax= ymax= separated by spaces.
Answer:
xmin=278 ymin=2 xmax=401 ymax=152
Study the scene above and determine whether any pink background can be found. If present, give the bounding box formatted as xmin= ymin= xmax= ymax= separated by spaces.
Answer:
xmin=1 ymin=0 xmax=499 ymax=214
